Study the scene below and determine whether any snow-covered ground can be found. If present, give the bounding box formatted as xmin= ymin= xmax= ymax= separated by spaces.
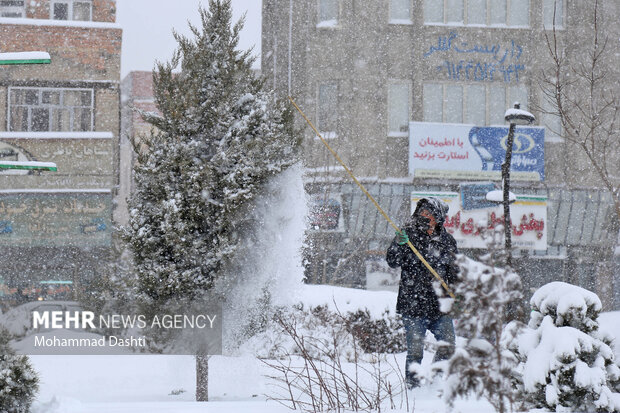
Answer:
xmin=27 ymin=284 xmax=620 ymax=413
xmin=30 ymin=353 xmax=493 ymax=413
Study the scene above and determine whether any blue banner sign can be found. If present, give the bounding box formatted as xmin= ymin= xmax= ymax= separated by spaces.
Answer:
xmin=409 ymin=122 xmax=545 ymax=181
xmin=460 ymin=182 xmax=497 ymax=210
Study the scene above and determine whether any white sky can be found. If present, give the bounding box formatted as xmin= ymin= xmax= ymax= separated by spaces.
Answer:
xmin=116 ymin=0 xmax=262 ymax=79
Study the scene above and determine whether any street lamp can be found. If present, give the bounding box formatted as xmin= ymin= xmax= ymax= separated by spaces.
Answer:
xmin=502 ymin=103 xmax=535 ymax=268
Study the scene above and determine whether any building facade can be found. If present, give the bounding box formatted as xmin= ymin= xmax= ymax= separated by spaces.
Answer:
xmin=0 ymin=0 xmax=121 ymax=304
xmin=262 ymin=0 xmax=620 ymax=308
xmin=118 ymin=70 xmax=158 ymax=227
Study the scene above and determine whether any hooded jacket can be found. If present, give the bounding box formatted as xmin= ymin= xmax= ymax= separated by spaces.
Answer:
xmin=386 ymin=197 xmax=459 ymax=319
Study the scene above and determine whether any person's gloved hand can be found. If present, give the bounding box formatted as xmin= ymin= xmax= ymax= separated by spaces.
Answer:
xmin=395 ymin=230 xmax=409 ymax=245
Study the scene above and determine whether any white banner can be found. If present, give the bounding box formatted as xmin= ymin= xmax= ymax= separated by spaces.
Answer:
xmin=409 ymin=122 xmax=545 ymax=181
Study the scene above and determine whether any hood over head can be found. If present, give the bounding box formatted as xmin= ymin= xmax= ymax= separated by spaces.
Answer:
xmin=404 ymin=197 xmax=450 ymax=233
xmin=414 ymin=197 xmax=449 ymax=224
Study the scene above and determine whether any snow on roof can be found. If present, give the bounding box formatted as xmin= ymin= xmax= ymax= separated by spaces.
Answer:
xmin=0 ymin=160 xmax=56 ymax=170
xmin=0 ymin=17 xmax=121 ymax=30
xmin=0 ymin=51 xmax=50 ymax=61
xmin=0 ymin=188 xmax=111 ymax=194
xmin=0 ymin=132 xmax=113 ymax=139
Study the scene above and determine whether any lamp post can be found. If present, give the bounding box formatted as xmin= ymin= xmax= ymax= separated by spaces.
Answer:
xmin=502 ymin=103 xmax=535 ymax=268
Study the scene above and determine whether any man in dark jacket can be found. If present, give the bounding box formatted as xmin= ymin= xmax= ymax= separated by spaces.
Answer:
xmin=386 ymin=197 xmax=459 ymax=389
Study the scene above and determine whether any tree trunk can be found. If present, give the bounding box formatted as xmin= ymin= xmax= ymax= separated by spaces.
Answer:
xmin=196 ymin=355 xmax=209 ymax=401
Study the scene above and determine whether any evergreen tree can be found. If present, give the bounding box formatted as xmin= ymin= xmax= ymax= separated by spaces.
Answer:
xmin=123 ymin=0 xmax=300 ymax=302
xmin=505 ymin=282 xmax=620 ymax=412
xmin=441 ymin=248 xmax=524 ymax=413
xmin=122 ymin=0 xmax=300 ymax=401
xmin=0 ymin=328 xmax=39 ymax=413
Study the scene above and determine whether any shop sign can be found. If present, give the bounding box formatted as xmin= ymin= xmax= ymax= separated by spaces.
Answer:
xmin=0 ymin=192 xmax=111 ymax=247
xmin=409 ymin=122 xmax=545 ymax=181
xmin=309 ymin=194 xmax=344 ymax=232
xmin=460 ymin=182 xmax=497 ymax=210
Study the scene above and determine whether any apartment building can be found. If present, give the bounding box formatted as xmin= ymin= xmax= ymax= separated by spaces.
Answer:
xmin=262 ymin=0 xmax=620 ymax=308
xmin=117 ymin=70 xmax=158 ymax=226
xmin=0 ymin=0 xmax=121 ymax=304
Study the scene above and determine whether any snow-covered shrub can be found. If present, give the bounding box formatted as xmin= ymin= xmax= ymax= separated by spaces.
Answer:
xmin=239 ymin=303 xmax=406 ymax=360
xmin=506 ymin=281 xmax=620 ymax=412
xmin=263 ymin=307 xmax=410 ymax=413
xmin=346 ymin=309 xmax=406 ymax=354
xmin=0 ymin=328 xmax=39 ymax=413
xmin=440 ymin=255 xmax=523 ymax=413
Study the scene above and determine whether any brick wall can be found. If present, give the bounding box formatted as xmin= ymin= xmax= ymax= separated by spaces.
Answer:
xmin=0 ymin=24 xmax=121 ymax=78
xmin=26 ymin=0 xmax=116 ymax=22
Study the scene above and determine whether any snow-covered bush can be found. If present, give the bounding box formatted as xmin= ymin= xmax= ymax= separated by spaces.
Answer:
xmin=263 ymin=307 xmax=410 ymax=413
xmin=0 ymin=328 xmax=39 ymax=413
xmin=346 ymin=309 xmax=406 ymax=354
xmin=505 ymin=281 xmax=620 ymax=412
xmin=239 ymin=304 xmax=405 ymax=360
xmin=440 ymin=255 xmax=523 ymax=413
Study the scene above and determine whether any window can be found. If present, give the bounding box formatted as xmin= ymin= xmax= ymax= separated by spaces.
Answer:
xmin=445 ymin=85 xmax=463 ymax=123
xmin=446 ymin=0 xmax=463 ymax=24
xmin=318 ymin=0 xmax=338 ymax=26
xmin=465 ymin=84 xmax=485 ymax=125
xmin=423 ymin=84 xmax=443 ymax=123
xmin=424 ymin=0 xmax=529 ymax=26
xmin=543 ymin=0 xmax=563 ymax=29
xmin=423 ymin=83 xmax=528 ymax=125
xmin=8 ymin=87 xmax=94 ymax=132
xmin=388 ymin=83 xmax=410 ymax=136
xmin=0 ymin=0 xmax=24 ymax=17
xmin=466 ymin=0 xmax=485 ymax=25
xmin=51 ymin=0 xmax=92 ymax=21
xmin=318 ymin=82 xmax=338 ymax=138
xmin=424 ymin=0 xmax=443 ymax=23
xmin=509 ymin=0 xmax=529 ymax=26
xmin=390 ymin=0 xmax=411 ymax=23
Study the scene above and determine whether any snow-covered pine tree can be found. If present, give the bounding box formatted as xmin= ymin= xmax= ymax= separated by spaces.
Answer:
xmin=123 ymin=0 xmax=300 ymax=303
xmin=122 ymin=0 xmax=300 ymax=401
xmin=0 ymin=328 xmax=39 ymax=413
xmin=504 ymin=281 xmax=620 ymax=412
xmin=441 ymin=250 xmax=524 ymax=413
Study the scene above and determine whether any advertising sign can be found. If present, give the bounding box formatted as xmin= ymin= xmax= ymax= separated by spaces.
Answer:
xmin=409 ymin=122 xmax=545 ymax=181
xmin=309 ymin=193 xmax=344 ymax=232
xmin=460 ymin=182 xmax=497 ymax=210
xmin=0 ymin=192 xmax=111 ymax=247
xmin=411 ymin=191 xmax=547 ymax=250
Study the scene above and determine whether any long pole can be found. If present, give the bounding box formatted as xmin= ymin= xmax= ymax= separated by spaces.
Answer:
xmin=288 ymin=96 xmax=455 ymax=299
xmin=502 ymin=123 xmax=515 ymax=268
